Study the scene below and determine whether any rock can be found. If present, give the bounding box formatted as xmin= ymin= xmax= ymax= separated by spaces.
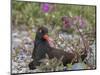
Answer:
xmin=21 ymin=31 xmax=29 ymax=36
xmin=12 ymin=32 xmax=19 ymax=38
xmin=72 ymin=63 xmax=87 ymax=70
xmin=12 ymin=37 xmax=22 ymax=50
xmin=87 ymin=41 xmax=96 ymax=66
xmin=59 ymin=32 xmax=80 ymax=41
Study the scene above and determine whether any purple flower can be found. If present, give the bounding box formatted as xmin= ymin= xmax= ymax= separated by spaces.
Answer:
xmin=41 ymin=3 xmax=55 ymax=13
xmin=73 ymin=16 xmax=86 ymax=28
xmin=61 ymin=16 xmax=73 ymax=28
xmin=41 ymin=3 xmax=50 ymax=12
xmin=61 ymin=16 xmax=86 ymax=30
xmin=79 ymin=18 xmax=86 ymax=28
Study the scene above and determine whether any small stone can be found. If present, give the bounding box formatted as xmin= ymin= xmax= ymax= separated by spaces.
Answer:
xmin=72 ymin=63 xmax=87 ymax=70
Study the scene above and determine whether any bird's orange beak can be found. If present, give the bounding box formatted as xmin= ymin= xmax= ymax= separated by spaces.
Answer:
xmin=43 ymin=34 xmax=49 ymax=41
xmin=43 ymin=34 xmax=55 ymax=47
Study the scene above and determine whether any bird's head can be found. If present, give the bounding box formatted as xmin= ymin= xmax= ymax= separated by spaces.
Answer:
xmin=35 ymin=26 xmax=55 ymax=47
xmin=35 ymin=26 xmax=49 ymax=41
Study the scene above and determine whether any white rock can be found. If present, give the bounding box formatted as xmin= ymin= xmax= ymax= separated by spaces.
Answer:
xmin=72 ymin=63 xmax=87 ymax=70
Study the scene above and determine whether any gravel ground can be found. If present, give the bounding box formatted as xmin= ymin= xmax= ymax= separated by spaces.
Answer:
xmin=11 ymin=27 xmax=96 ymax=74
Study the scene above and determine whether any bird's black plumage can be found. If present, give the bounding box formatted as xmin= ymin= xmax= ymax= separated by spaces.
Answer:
xmin=32 ymin=27 xmax=50 ymax=60
xmin=28 ymin=26 xmax=87 ymax=70
xmin=29 ymin=27 xmax=51 ymax=69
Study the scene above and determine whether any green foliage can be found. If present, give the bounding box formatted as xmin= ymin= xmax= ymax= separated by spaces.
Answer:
xmin=12 ymin=0 xmax=96 ymax=30
xmin=67 ymin=64 xmax=72 ymax=70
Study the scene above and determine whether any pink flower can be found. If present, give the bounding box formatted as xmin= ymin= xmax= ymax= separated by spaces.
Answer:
xmin=41 ymin=3 xmax=50 ymax=12
xmin=61 ymin=16 xmax=72 ymax=28
xmin=73 ymin=16 xmax=86 ymax=28
xmin=41 ymin=3 xmax=55 ymax=13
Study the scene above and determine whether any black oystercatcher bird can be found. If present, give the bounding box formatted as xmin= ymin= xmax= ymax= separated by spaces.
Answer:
xmin=28 ymin=26 xmax=87 ymax=70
